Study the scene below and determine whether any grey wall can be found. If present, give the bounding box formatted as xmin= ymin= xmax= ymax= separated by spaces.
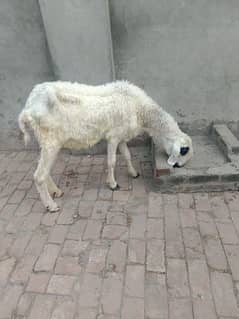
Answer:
xmin=0 ymin=0 xmax=54 ymax=149
xmin=0 ymin=0 xmax=114 ymax=150
xmin=110 ymin=0 xmax=239 ymax=125
xmin=39 ymin=0 xmax=114 ymax=83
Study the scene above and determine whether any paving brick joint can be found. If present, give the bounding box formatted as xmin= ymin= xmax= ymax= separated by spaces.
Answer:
xmin=0 ymin=148 xmax=239 ymax=318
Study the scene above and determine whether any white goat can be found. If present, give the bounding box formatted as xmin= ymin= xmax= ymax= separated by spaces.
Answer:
xmin=18 ymin=81 xmax=193 ymax=211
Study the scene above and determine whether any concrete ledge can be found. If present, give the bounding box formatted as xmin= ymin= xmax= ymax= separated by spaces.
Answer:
xmin=212 ymin=124 xmax=239 ymax=158
xmin=152 ymin=130 xmax=239 ymax=192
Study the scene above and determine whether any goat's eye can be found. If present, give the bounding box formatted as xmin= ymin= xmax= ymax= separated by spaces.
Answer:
xmin=180 ymin=147 xmax=189 ymax=156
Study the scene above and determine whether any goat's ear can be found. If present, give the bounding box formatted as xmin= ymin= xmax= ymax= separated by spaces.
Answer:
xmin=180 ymin=147 xmax=189 ymax=156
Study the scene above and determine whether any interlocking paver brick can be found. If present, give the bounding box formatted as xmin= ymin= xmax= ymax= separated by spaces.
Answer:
xmin=210 ymin=195 xmax=230 ymax=222
xmin=16 ymin=292 xmax=35 ymax=317
xmin=9 ymin=231 xmax=32 ymax=258
xmin=0 ymin=203 xmax=17 ymax=221
xmin=82 ymin=188 xmax=98 ymax=200
xmin=91 ymin=201 xmax=110 ymax=220
xmin=178 ymin=193 xmax=194 ymax=209
xmin=15 ymin=198 xmax=35 ymax=216
xmin=211 ymin=271 xmax=239 ymax=317
xmin=165 ymin=203 xmax=184 ymax=258
xmin=86 ymin=247 xmax=108 ymax=273
xmin=102 ymin=224 xmax=128 ymax=240
xmin=167 ymin=258 xmax=190 ymax=298
xmin=67 ymin=219 xmax=87 ymax=240
xmin=48 ymin=225 xmax=69 ymax=244
xmin=84 ymin=219 xmax=103 ymax=240
xmin=125 ymin=265 xmax=144 ymax=298
xmin=199 ymin=221 xmax=228 ymax=271
xmin=146 ymin=239 xmax=165 ymax=273
xmin=101 ymin=272 xmax=123 ymax=314
xmin=0 ymin=233 xmax=14 ymax=259
xmin=216 ymin=222 xmax=239 ymax=244
xmin=78 ymin=273 xmax=101 ymax=308
xmin=28 ymin=294 xmax=56 ymax=319
xmin=8 ymin=189 xmax=26 ymax=204
xmin=148 ymin=192 xmax=163 ymax=218
xmin=106 ymin=211 xmax=127 ymax=226
xmin=55 ymin=256 xmax=82 ymax=275
xmin=41 ymin=211 xmax=59 ymax=226
xmin=169 ymin=298 xmax=193 ymax=319
xmin=194 ymin=193 xmax=211 ymax=211
xmin=25 ymin=229 xmax=48 ymax=255
xmin=0 ymin=284 xmax=23 ymax=319
xmin=147 ymin=218 xmax=164 ymax=239
xmin=26 ymin=272 xmax=50 ymax=293
xmin=61 ymin=239 xmax=89 ymax=256
xmin=47 ymin=274 xmax=76 ymax=295
xmin=0 ymin=256 xmax=16 ymax=286
xmin=224 ymin=244 xmax=239 ymax=281
xmin=193 ymin=299 xmax=217 ymax=319
xmin=183 ymin=227 xmax=203 ymax=259
xmin=34 ymin=244 xmax=60 ymax=272
xmin=78 ymin=200 xmax=95 ymax=218
xmin=121 ymin=297 xmax=144 ymax=319
xmin=179 ymin=208 xmax=197 ymax=228
xmin=129 ymin=214 xmax=146 ymax=239
xmin=11 ymin=255 xmax=37 ymax=284
xmin=77 ymin=308 xmax=97 ymax=319
xmin=21 ymin=213 xmax=42 ymax=231
xmin=145 ymin=273 xmax=168 ymax=318
xmin=107 ymin=240 xmax=127 ymax=272
xmin=51 ymin=298 xmax=75 ymax=319
xmin=225 ymin=191 xmax=239 ymax=211
xmin=128 ymin=239 xmax=145 ymax=264
xmin=188 ymin=259 xmax=212 ymax=299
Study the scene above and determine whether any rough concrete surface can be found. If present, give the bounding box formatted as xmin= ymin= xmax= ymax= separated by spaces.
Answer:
xmin=0 ymin=0 xmax=54 ymax=149
xmin=1 ymin=148 xmax=239 ymax=318
xmin=39 ymin=0 xmax=114 ymax=83
xmin=110 ymin=0 xmax=239 ymax=124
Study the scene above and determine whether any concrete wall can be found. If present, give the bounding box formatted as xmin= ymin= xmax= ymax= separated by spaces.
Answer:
xmin=0 ymin=0 xmax=54 ymax=149
xmin=0 ymin=0 xmax=114 ymax=150
xmin=110 ymin=0 xmax=239 ymax=126
xmin=39 ymin=0 xmax=114 ymax=83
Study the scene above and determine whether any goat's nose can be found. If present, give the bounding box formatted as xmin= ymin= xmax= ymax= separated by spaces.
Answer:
xmin=173 ymin=163 xmax=180 ymax=168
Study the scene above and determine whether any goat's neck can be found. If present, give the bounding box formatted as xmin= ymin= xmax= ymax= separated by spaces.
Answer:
xmin=143 ymin=102 xmax=180 ymax=139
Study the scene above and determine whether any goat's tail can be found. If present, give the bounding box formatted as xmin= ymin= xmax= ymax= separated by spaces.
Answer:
xmin=18 ymin=110 xmax=31 ymax=146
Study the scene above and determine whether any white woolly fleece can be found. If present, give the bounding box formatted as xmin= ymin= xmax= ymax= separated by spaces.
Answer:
xmin=18 ymin=80 xmax=186 ymax=151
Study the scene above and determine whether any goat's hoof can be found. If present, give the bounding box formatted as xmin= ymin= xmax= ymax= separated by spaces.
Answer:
xmin=53 ymin=190 xmax=64 ymax=198
xmin=46 ymin=204 xmax=60 ymax=213
xmin=109 ymin=184 xmax=120 ymax=191
xmin=132 ymin=172 xmax=140 ymax=179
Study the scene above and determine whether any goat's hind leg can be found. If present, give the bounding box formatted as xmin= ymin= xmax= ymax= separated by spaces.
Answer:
xmin=47 ymin=176 xmax=63 ymax=198
xmin=34 ymin=145 xmax=60 ymax=212
xmin=106 ymin=140 xmax=120 ymax=190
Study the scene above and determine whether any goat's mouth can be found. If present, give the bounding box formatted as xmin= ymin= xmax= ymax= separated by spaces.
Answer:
xmin=173 ymin=163 xmax=181 ymax=168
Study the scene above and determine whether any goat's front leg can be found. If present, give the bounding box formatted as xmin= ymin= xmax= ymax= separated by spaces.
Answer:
xmin=106 ymin=140 xmax=119 ymax=190
xmin=119 ymin=142 xmax=139 ymax=178
xmin=34 ymin=145 xmax=60 ymax=212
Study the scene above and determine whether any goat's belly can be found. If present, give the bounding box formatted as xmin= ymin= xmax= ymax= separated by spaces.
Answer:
xmin=63 ymin=137 xmax=101 ymax=150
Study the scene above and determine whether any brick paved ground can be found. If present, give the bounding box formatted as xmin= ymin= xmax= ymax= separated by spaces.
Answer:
xmin=0 ymin=148 xmax=239 ymax=318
